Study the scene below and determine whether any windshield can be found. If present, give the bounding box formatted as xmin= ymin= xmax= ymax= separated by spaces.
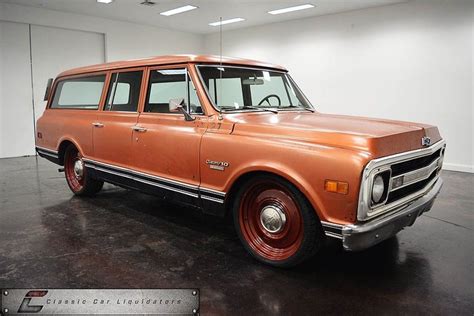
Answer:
xmin=197 ymin=66 xmax=312 ymax=112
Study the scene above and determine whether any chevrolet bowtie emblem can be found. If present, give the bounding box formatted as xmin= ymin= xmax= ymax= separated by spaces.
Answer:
xmin=421 ymin=136 xmax=431 ymax=147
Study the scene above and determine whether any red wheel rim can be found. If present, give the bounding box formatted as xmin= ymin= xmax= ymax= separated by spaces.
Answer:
xmin=65 ymin=149 xmax=85 ymax=192
xmin=239 ymin=180 xmax=303 ymax=261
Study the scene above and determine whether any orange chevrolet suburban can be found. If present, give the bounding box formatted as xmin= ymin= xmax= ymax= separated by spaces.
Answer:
xmin=35 ymin=55 xmax=445 ymax=267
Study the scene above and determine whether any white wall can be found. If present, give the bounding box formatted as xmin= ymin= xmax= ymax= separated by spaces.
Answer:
xmin=30 ymin=25 xmax=105 ymax=122
xmin=0 ymin=21 xmax=34 ymax=158
xmin=204 ymin=0 xmax=474 ymax=173
xmin=0 ymin=3 xmax=203 ymax=158
xmin=0 ymin=3 xmax=202 ymax=61
xmin=0 ymin=21 xmax=105 ymax=158
xmin=0 ymin=2 xmax=203 ymax=62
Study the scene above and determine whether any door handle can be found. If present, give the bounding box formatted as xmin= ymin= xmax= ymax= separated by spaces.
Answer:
xmin=92 ymin=122 xmax=104 ymax=128
xmin=132 ymin=126 xmax=147 ymax=132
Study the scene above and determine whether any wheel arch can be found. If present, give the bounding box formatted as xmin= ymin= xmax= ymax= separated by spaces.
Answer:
xmin=223 ymin=165 xmax=326 ymax=221
xmin=57 ymin=137 xmax=82 ymax=165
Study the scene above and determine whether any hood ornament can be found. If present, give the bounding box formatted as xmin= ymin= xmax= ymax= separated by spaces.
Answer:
xmin=421 ymin=136 xmax=431 ymax=147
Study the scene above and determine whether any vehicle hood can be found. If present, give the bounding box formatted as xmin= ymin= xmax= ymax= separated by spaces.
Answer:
xmin=226 ymin=112 xmax=442 ymax=158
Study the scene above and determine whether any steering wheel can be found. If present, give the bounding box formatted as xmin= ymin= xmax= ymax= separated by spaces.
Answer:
xmin=258 ymin=94 xmax=281 ymax=106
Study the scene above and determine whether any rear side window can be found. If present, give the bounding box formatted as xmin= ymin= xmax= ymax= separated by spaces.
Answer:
xmin=50 ymin=75 xmax=106 ymax=109
xmin=105 ymin=71 xmax=143 ymax=112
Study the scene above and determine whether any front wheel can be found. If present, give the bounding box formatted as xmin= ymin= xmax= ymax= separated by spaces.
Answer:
xmin=64 ymin=145 xmax=103 ymax=196
xmin=232 ymin=174 xmax=323 ymax=267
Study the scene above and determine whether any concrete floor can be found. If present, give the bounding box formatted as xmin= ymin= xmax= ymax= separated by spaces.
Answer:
xmin=0 ymin=156 xmax=472 ymax=315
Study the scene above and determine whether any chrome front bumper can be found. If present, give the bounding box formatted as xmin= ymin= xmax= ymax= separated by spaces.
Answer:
xmin=342 ymin=178 xmax=443 ymax=251
xmin=322 ymin=177 xmax=443 ymax=251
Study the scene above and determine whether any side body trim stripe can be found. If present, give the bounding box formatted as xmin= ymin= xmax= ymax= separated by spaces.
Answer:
xmin=37 ymin=150 xmax=58 ymax=159
xmin=85 ymin=159 xmax=199 ymax=191
xmin=36 ymin=146 xmax=59 ymax=157
xmin=83 ymin=159 xmax=225 ymax=203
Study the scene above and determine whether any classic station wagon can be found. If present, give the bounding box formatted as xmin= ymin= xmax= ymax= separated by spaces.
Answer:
xmin=36 ymin=55 xmax=445 ymax=267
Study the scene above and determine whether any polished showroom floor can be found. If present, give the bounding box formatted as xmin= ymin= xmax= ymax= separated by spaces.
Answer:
xmin=0 ymin=156 xmax=472 ymax=315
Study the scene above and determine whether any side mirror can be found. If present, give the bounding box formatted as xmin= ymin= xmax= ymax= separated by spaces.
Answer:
xmin=169 ymin=98 xmax=195 ymax=121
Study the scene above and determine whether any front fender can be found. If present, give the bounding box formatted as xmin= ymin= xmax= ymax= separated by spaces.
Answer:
xmin=200 ymin=132 xmax=371 ymax=224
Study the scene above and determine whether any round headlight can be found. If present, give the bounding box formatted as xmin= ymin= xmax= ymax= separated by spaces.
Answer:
xmin=372 ymin=174 xmax=385 ymax=204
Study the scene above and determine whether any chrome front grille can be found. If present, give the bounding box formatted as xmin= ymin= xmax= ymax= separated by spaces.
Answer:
xmin=391 ymin=158 xmax=440 ymax=191
xmin=391 ymin=148 xmax=442 ymax=177
xmin=387 ymin=150 xmax=443 ymax=203
xmin=357 ymin=140 xmax=446 ymax=221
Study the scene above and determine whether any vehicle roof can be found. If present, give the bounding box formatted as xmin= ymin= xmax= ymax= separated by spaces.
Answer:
xmin=57 ymin=54 xmax=287 ymax=77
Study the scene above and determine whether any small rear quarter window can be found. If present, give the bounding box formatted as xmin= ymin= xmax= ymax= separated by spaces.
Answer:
xmin=50 ymin=75 xmax=106 ymax=109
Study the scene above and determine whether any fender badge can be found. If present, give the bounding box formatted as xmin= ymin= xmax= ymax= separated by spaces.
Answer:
xmin=206 ymin=159 xmax=229 ymax=171
xmin=421 ymin=136 xmax=431 ymax=147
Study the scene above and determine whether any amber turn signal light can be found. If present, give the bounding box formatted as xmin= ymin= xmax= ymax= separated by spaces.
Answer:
xmin=324 ymin=180 xmax=349 ymax=195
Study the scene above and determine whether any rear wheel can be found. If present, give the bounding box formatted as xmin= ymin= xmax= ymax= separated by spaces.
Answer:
xmin=233 ymin=174 xmax=323 ymax=267
xmin=64 ymin=145 xmax=103 ymax=196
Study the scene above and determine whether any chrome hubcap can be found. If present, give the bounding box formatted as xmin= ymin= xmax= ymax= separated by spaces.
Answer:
xmin=73 ymin=159 xmax=84 ymax=179
xmin=260 ymin=205 xmax=286 ymax=233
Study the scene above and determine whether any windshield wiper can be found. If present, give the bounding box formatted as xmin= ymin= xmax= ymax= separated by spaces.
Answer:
xmin=242 ymin=106 xmax=278 ymax=113
xmin=282 ymin=105 xmax=315 ymax=113
xmin=222 ymin=106 xmax=278 ymax=114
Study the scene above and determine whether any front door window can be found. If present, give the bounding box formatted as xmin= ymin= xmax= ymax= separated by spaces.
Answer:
xmin=145 ymin=68 xmax=203 ymax=114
